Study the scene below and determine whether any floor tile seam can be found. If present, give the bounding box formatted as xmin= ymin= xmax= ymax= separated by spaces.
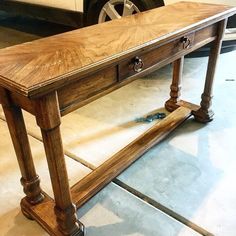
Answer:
xmin=113 ymin=179 xmax=214 ymax=236
xmin=0 ymin=115 xmax=94 ymax=169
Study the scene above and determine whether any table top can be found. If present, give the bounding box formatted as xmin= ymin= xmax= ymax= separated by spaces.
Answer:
xmin=0 ymin=1 xmax=235 ymax=97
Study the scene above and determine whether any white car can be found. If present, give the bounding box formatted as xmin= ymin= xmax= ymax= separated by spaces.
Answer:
xmin=1 ymin=0 xmax=236 ymax=53
xmin=1 ymin=0 xmax=164 ymax=25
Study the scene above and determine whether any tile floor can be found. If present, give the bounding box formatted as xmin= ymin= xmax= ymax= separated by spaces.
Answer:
xmin=0 ymin=13 xmax=236 ymax=236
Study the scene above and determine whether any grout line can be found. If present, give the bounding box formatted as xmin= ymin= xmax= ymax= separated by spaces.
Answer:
xmin=27 ymin=131 xmax=96 ymax=170
xmin=0 ymin=116 xmax=95 ymax=169
xmin=113 ymin=179 xmax=214 ymax=236
xmin=0 ymin=115 xmax=214 ymax=236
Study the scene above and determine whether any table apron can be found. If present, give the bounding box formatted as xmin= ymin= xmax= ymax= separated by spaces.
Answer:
xmin=7 ymin=23 xmax=218 ymax=117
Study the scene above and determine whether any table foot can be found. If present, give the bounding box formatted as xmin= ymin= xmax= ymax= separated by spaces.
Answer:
xmin=165 ymin=99 xmax=180 ymax=112
xmin=192 ymin=108 xmax=214 ymax=123
xmin=59 ymin=225 xmax=85 ymax=236
xmin=20 ymin=194 xmax=85 ymax=236
xmin=68 ymin=225 xmax=85 ymax=236
xmin=54 ymin=204 xmax=85 ymax=236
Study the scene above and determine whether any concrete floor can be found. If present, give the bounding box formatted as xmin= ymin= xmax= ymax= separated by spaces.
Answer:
xmin=0 ymin=13 xmax=236 ymax=236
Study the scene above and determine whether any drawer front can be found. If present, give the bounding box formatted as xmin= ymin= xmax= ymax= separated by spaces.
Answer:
xmin=58 ymin=67 xmax=117 ymax=112
xmin=118 ymin=24 xmax=218 ymax=81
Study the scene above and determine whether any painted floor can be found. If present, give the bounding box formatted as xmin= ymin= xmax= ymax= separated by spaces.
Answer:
xmin=0 ymin=12 xmax=236 ymax=236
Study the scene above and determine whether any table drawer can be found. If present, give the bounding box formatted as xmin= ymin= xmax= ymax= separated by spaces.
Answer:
xmin=58 ymin=67 xmax=117 ymax=113
xmin=118 ymin=24 xmax=218 ymax=81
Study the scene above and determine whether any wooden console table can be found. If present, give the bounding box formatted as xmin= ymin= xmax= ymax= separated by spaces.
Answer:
xmin=0 ymin=2 xmax=235 ymax=235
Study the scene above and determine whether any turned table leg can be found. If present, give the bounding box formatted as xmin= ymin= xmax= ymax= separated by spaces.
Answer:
xmin=0 ymin=88 xmax=44 ymax=211
xmin=35 ymin=92 xmax=84 ymax=236
xmin=193 ymin=19 xmax=228 ymax=123
xmin=165 ymin=56 xmax=184 ymax=112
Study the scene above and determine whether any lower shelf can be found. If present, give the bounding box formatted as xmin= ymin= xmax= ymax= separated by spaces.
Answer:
xmin=20 ymin=105 xmax=194 ymax=235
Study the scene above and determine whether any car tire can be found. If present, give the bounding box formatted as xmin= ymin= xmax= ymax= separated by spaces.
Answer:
xmin=85 ymin=0 xmax=164 ymax=26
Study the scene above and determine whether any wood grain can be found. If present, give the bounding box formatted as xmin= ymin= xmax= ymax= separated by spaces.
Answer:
xmin=20 ymin=194 xmax=64 ymax=236
xmin=71 ymin=106 xmax=192 ymax=207
xmin=193 ymin=19 xmax=228 ymax=122
xmin=35 ymin=92 xmax=84 ymax=235
xmin=0 ymin=2 xmax=235 ymax=97
xmin=0 ymin=88 xmax=44 ymax=205
xmin=0 ymin=2 xmax=234 ymax=235
xmin=165 ymin=57 xmax=184 ymax=112
xmin=58 ymin=66 xmax=117 ymax=112
xmin=118 ymin=24 xmax=217 ymax=81
xmin=10 ymin=91 xmax=35 ymax=115
xmin=4 ymin=22 xmax=217 ymax=117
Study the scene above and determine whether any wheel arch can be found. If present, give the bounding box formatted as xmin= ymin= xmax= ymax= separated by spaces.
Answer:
xmin=86 ymin=0 xmax=165 ymax=10
xmin=85 ymin=0 xmax=165 ymax=26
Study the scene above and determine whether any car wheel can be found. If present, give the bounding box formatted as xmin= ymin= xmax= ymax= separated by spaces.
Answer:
xmin=86 ymin=0 xmax=163 ymax=25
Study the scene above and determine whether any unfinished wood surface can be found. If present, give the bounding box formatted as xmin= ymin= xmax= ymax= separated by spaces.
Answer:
xmin=0 ymin=2 xmax=235 ymax=97
xmin=71 ymin=107 xmax=192 ymax=207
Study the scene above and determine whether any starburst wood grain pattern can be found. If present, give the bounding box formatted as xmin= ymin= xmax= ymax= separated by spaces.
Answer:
xmin=0 ymin=2 xmax=235 ymax=235
xmin=0 ymin=1 xmax=235 ymax=97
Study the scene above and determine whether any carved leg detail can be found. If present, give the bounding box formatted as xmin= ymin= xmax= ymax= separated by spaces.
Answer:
xmin=35 ymin=92 xmax=84 ymax=236
xmin=20 ymin=175 xmax=44 ymax=205
xmin=193 ymin=93 xmax=214 ymax=123
xmin=193 ymin=19 xmax=228 ymax=123
xmin=0 ymin=88 xmax=44 ymax=206
xmin=165 ymin=56 xmax=184 ymax=112
xmin=54 ymin=204 xmax=85 ymax=236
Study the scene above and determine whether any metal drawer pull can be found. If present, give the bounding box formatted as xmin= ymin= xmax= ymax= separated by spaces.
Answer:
xmin=181 ymin=36 xmax=191 ymax=49
xmin=133 ymin=56 xmax=144 ymax=72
